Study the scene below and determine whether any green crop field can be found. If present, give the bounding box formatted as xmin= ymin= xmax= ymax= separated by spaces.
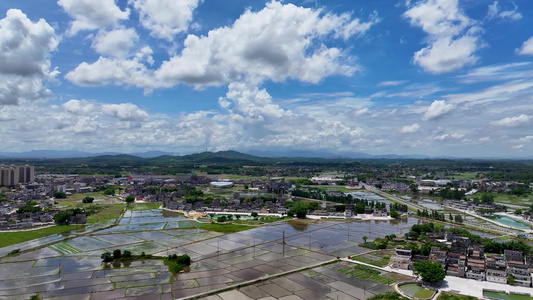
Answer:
xmin=49 ymin=242 xmax=81 ymax=254
xmin=197 ymin=223 xmax=254 ymax=234
xmin=130 ymin=202 xmax=162 ymax=211
xmin=0 ymin=225 xmax=84 ymax=248
xmin=86 ymin=204 xmax=125 ymax=224
xmin=339 ymin=264 xmax=395 ymax=285
xmin=351 ymin=250 xmax=394 ymax=267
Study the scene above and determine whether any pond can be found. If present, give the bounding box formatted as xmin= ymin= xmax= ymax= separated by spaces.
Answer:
xmin=483 ymin=290 xmax=532 ymax=300
xmin=486 ymin=216 xmax=531 ymax=230
xmin=399 ymin=283 xmax=435 ymax=299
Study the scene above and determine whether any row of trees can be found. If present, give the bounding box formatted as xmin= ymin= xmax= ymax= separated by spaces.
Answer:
xmin=416 ymin=209 xmax=462 ymax=223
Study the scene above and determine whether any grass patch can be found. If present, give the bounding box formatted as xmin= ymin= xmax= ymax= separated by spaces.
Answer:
xmin=449 ymin=172 xmax=479 ymax=180
xmin=339 ymin=264 xmax=395 ymax=285
xmin=85 ymin=204 xmax=124 ymax=224
xmin=49 ymin=242 xmax=81 ymax=254
xmin=236 ymin=216 xmax=289 ymax=225
xmin=302 ymin=185 xmax=350 ymax=192
xmin=163 ymin=254 xmax=191 ymax=274
xmin=437 ymin=292 xmax=478 ymax=300
xmin=399 ymin=283 xmax=435 ymax=299
xmin=0 ymin=225 xmax=84 ymax=248
xmin=467 ymin=192 xmax=533 ymax=206
xmin=352 ymin=250 xmax=394 ymax=267
xmin=130 ymin=202 xmax=162 ymax=211
xmin=197 ymin=223 xmax=253 ymax=234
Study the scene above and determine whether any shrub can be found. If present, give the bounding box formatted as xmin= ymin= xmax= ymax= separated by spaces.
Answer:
xmin=82 ymin=197 xmax=94 ymax=203
xmin=101 ymin=251 xmax=113 ymax=263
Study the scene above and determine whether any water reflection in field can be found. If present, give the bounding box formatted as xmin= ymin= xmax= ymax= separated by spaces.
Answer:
xmin=0 ymin=209 xmax=499 ymax=299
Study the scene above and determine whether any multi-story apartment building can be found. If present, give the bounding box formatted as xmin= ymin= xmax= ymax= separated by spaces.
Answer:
xmin=507 ymin=261 xmax=532 ymax=287
xmin=486 ymin=254 xmax=507 ymax=284
xmin=0 ymin=165 xmax=34 ymax=187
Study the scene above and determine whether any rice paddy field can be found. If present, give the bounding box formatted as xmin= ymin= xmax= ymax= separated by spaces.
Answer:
xmin=0 ymin=208 xmax=422 ymax=299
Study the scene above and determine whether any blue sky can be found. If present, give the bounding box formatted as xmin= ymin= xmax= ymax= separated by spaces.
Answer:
xmin=1 ymin=0 xmax=533 ymax=157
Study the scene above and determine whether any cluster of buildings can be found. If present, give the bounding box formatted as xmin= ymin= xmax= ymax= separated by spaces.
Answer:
xmin=390 ymin=234 xmax=533 ymax=287
xmin=0 ymin=200 xmax=54 ymax=229
xmin=444 ymin=199 xmax=506 ymax=213
xmin=0 ymin=165 xmax=34 ymax=187
xmin=164 ymin=197 xmax=289 ymax=215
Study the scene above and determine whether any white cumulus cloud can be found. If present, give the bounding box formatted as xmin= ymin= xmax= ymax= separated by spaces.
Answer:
xmin=129 ymin=0 xmax=201 ymax=40
xmin=58 ymin=0 xmax=130 ymax=34
xmin=0 ymin=9 xmax=58 ymax=105
xmin=92 ymin=28 xmax=139 ymax=58
xmin=433 ymin=133 xmax=464 ymax=141
xmin=66 ymin=1 xmax=378 ymax=90
xmin=401 ymin=124 xmax=420 ymax=133
xmin=65 ymin=47 xmax=154 ymax=88
xmin=154 ymin=1 xmax=378 ymax=87
xmin=423 ymin=100 xmax=454 ymax=120
xmin=491 ymin=114 xmax=530 ymax=127
xmin=404 ymin=0 xmax=483 ymax=73
xmin=102 ymin=103 xmax=149 ymax=121
xmin=63 ymin=99 xmax=96 ymax=115
xmin=516 ymin=37 xmax=533 ymax=55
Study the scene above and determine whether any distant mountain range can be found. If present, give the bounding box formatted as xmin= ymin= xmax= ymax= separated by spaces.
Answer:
xmin=0 ymin=149 xmax=530 ymax=160
xmin=0 ymin=150 xmax=179 ymax=159
xmin=0 ymin=149 xmax=429 ymax=160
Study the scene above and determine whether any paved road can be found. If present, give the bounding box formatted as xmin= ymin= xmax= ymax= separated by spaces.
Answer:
xmin=362 ymin=184 xmax=425 ymax=211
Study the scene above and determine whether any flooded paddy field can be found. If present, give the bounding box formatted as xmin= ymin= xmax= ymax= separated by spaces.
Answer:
xmin=196 ymin=261 xmax=413 ymax=300
xmin=0 ymin=209 xmax=435 ymax=299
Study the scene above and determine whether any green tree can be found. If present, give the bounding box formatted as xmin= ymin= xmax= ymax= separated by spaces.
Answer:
xmin=288 ymin=201 xmax=308 ymax=218
xmin=53 ymin=211 xmax=73 ymax=224
xmin=454 ymin=214 xmax=463 ymax=223
xmin=29 ymin=293 xmax=41 ymax=300
xmin=390 ymin=208 xmax=400 ymax=218
xmin=307 ymin=201 xmax=320 ymax=211
xmin=113 ymin=249 xmax=122 ymax=259
xmin=101 ymin=251 xmax=113 ymax=263
xmin=104 ymin=187 xmax=116 ymax=195
xmin=17 ymin=201 xmax=41 ymax=214
xmin=514 ymin=209 xmax=523 ymax=215
xmin=413 ymin=261 xmax=446 ymax=283
xmin=235 ymin=215 xmax=241 ymax=220
xmin=125 ymin=196 xmax=135 ymax=204
xmin=449 ymin=213 xmax=453 ymax=221
xmin=251 ymin=212 xmax=258 ymax=219
xmin=362 ymin=236 xmax=368 ymax=243
xmin=82 ymin=196 xmax=94 ymax=204
xmin=507 ymin=275 xmax=515 ymax=284
xmin=122 ymin=250 xmax=132 ymax=258
xmin=480 ymin=193 xmax=494 ymax=204
xmin=53 ymin=191 xmax=67 ymax=199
